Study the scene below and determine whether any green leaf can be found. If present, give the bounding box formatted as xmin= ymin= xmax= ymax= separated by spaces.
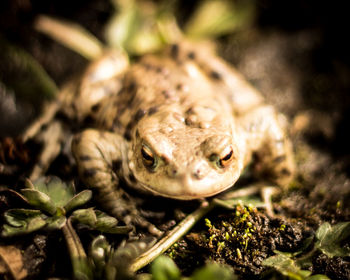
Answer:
xmin=45 ymin=216 xmax=67 ymax=231
xmin=64 ymin=190 xmax=92 ymax=213
xmin=30 ymin=177 xmax=75 ymax=208
xmin=190 ymin=263 xmax=237 ymax=280
xmin=307 ymin=275 xmax=330 ymax=280
xmin=105 ymin=1 xmax=165 ymax=55
xmin=263 ymin=251 xmax=312 ymax=279
xmin=71 ymin=208 xmax=97 ymax=227
xmin=21 ymin=189 xmax=57 ymax=215
xmin=2 ymin=209 xmax=47 ymax=237
xmin=4 ymin=209 xmax=42 ymax=226
xmin=185 ymin=0 xmax=255 ymax=38
xmin=150 ymin=256 xmax=181 ymax=280
xmin=71 ymin=209 xmax=132 ymax=234
xmin=0 ymin=38 xmax=57 ymax=104
xmin=315 ymin=222 xmax=350 ymax=257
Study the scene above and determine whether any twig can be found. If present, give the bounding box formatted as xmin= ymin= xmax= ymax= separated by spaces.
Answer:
xmin=129 ymin=200 xmax=214 ymax=272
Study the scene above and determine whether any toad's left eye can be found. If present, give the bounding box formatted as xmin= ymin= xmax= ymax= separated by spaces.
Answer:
xmin=217 ymin=146 xmax=234 ymax=168
xmin=209 ymin=146 xmax=234 ymax=168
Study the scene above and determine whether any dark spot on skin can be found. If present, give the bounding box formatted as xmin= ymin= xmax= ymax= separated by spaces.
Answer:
xmin=161 ymin=90 xmax=171 ymax=99
xmin=185 ymin=107 xmax=194 ymax=115
xmin=83 ymin=168 xmax=97 ymax=177
xmin=124 ymin=131 xmax=132 ymax=141
xmin=187 ymin=51 xmax=195 ymax=59
xmin=127 ymin=82 xmax=136 ymax=93
xmin=124 ymin=122 xmax=134 ymax=141
xmin=41 ymin=123 xmax=48 ymax=131
xmin=156 ymin=66 xmax=163 ymax=73
xmin=134 ymin=109 xmax=146 ymax=121
xmin=176 ymin=83 xmax=185 ymax=91
xmin=112 ymin=159 xmax=122 ymax=172
xmin=274 ymin=155 xmax=286 ymax=164
xmin=148 ymin=106 xmax=159 ymax=116
xmin=79 ymin=155 xmax=92 ymax=161
xmin=128 ymin=173 xmax=137 ymax=183
xmin=170 ymin=44 xmax=179 ymax=59
xmin=281 ymin=168 xmax=292 ymax=176
xmin=91 ymin=103 xmax=100 ymax=113
xmin=210 ymin=70 xmax=222 ymax=80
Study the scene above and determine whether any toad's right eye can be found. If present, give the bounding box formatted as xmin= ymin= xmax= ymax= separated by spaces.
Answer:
xmin=141 ymin=144 xmax=157 ymax=170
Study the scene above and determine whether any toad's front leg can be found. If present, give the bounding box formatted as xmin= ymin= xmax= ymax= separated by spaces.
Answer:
xmin=239 ymin=105 xmax=295 ymax=187
xmin=72 ymin=129 xmax=161 ymax=235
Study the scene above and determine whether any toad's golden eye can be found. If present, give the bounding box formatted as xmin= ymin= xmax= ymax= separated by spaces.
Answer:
xmin=209 ymin=146 xmax=234 ymax=169
xmin=218 ymin=146 xmax=234 ymax=168
xmin=141 ymin=144 xmax=157 ymax=170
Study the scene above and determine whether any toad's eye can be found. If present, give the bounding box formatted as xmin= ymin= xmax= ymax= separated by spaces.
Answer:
xmin=210 ymin=146 xmax=234 ymax=169
xmin=219 ymin=147 xmax=234 ymax=168
xmin=141 ymin=144 xmax=157 ymax=170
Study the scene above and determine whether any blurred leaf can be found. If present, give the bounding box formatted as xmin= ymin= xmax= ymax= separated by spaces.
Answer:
xmin=105 ymin=0 xmax=167 ymax=55
xmin=64 ymin=190 xmax=92 ymax=213
xmin=150 ymin=256 xmax=181 ymax=280
xmin=21 ymin=189 xmax=57 ymax=215
xmin=307 ymin=275 xmax=331 ymax=280
xmin=190 ymin=263 xmax=237 ymax=280
xmin=71 ymin=208 xmax=97 ymax=227
xmin=263 ymin=251 xmax=312 ymax=279
xmin=105 ymin=1 xmax=138 ymax=49
xmin=26 ymin=177 xmax=75 ymax=209
xmin=185 ymin=0 xmax=255 ymax=38
xmin=4 ymin=208 xmax=42 ymax=227
xmin=35 ymin=15 xmax=104 ymax=60
xmin=0 ymin=38 xmax=57 ymax=104
xmin=71 ymin=209 xmax=132 ymax=234
xmin=89 ymin=235 xmax=111 ymax=278
xmin=45 ymin=215 xmax=67 ymax=231
xmin=315 ymin=222 xmax=350 ymax=258
xmin=2 ymin=209 xmax=46 ymax=237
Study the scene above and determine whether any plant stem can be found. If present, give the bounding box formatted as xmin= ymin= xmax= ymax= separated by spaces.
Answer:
xmin=62 ymin=219 xmax=92 ymax=280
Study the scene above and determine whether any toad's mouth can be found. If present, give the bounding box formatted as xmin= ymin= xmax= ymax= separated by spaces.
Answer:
xmin=138 ymin=176 xmax=239 ymax=200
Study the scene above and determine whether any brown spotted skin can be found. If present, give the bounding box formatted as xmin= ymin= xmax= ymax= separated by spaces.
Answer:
xmin=71 ymin=42 xmax=295 ymax=223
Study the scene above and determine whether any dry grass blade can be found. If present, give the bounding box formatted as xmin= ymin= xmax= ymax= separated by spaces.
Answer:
xmin=34 ymin=15 xmax=104 ymax=60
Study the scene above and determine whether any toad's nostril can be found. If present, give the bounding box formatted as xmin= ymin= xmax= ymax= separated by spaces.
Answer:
xmin=168 ymin=167 xmax=178 ymax=178
xmin=192 ymin=168 xmax=203 ymax=179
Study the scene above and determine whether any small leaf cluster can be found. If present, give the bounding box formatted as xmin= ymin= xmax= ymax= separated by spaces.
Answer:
xmin=2 ymin=177 xmax=129 ymax=237
xmin=263 ymin=222 xmax=350 ymax=279
xmin=263 ymin=251 xmax=329 ymax=280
